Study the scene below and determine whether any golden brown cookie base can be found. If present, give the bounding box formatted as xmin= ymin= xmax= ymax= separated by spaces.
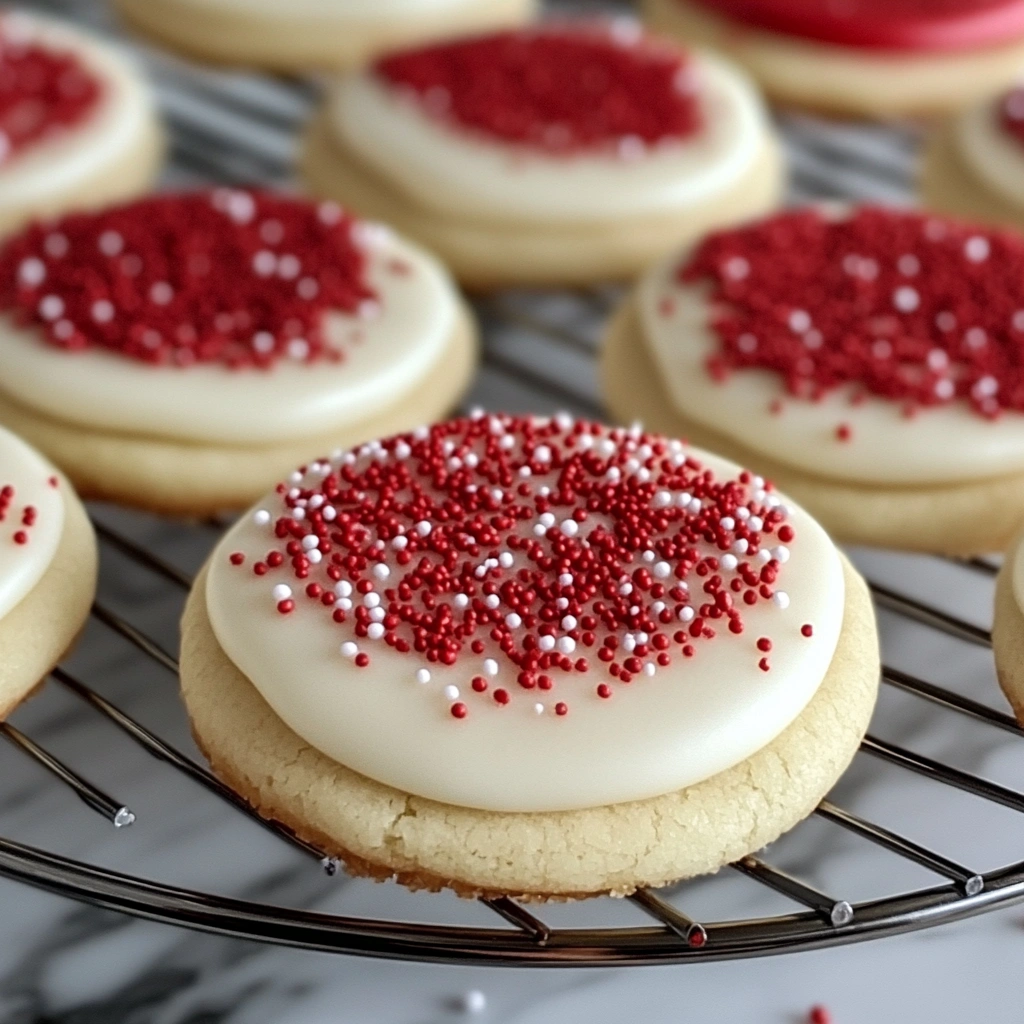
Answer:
xmin=299 ymin=111 xmax=785 ymax=290
xmin=0 ymin=306 xmax=477 ymax=517
xmin=601 ymin=297 xmax=1024 ymax=556
xmin=0 ymin=117 xmax=164 ymax=239
xmin=992 ymin=548 xmax=1024 ymax=726
xmin=115 ymin=0 xmax=536 ymax=72
xmin=0 ymin=477 xmax=97 ymax=719
xmin=920 ymin=119 xmax=1024 ymax=229
xmin=180 ymin=556 xmax=879 ymax=900
xmin=644 ymin=0 xmax=1024 ymax=119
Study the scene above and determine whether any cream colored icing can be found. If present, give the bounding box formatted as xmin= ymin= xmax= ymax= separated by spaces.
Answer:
xmin=0 ymin=425 xmax=63 ymax=621
xmin=0 ymin=233 xmax=458 ymax=446
xmin=1012 ymin=537 xmax=1024 ymax=615
xmin=173 ymin=0 xmax=487 ymax=14
xmin=0 ymin=13 xmax=156 ymax=217
xmin=205 ymin=425 xmax=845 ymax=813
xmin=328 ymin=50 xmax=771 ymax=225
xmin=957 ymin=94 xmax=1024 ymax=210
xmin=640 ymin=250 xmax=1024 ymax=487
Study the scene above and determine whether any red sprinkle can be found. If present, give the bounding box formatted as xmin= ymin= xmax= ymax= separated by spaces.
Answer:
xmin=376 ymin=23 xmax=701 ymax=155
xmin=237 ymin=416 xmax=799 ymax=717
xmin=0 ymin=19 xmax=102 ymax=166
xmin=229 ymin=552 xmax=245 ymax=565
xmin=801 ymin=623 xmax=814 ymax=637
xmin=0 ymin=190 xmax=376 ymax=368
xmin=450 ymin=701 xmax=468 ymax=719
xmin=809 ymin=1006 xmax=832 ymax=1024
xmin=1001 ymin=86 xmax=1024 ymax=146
xmin=836 ymin=423 xmax=852 ymax=442
xmin=683 ymin=207 xmax=1024 ymax=419
xmin=756 ymin=636 xmax=772 ymax=652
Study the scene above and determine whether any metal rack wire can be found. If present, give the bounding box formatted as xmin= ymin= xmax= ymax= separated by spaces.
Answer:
xmin=3 ymin=0 xmax=1024 ymax=970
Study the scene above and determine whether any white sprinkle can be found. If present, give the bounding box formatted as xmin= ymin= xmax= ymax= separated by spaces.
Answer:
xmin=534 ymin=703 xmax=545 ymax=715
xmin=505 ymin=612 xmax=522 ymax=628
xmin=623 ymin=634 xmax=637 ymax=653
xmin=416 ymin=669 xmax=431 ymax=684
xmin=748 ymin=515 xmax=764 ymax=532
xmin=721 ymin=554 xmax=738 ymax=570
xmin=373 ymin=563 xmax=390 ymax=580
xmin=392 ymin=535 xmax=408 ymax=550
xmin=558 ymin=636 xmax=577 ymax=655
xmin=733 ymin=539 xmax=749 ymax=555
xmin=485 ymin=594 xmax=500 ymax=609
xmin=340 ymin=642 xmax=358 ymax=658
xmin=619 ymin=581 xmax=633 ymax=596
xmin=897 ymin=253 xmax=920 ymax=276
xmin=773 ymin=591 xmax=791 ymax=610
xmin=335 ymin=580 xmax=353 ymax=598
xmin=483 ymin=659 xmax=499 ymax=676
xmin=461 ymin=990 xmax=487 ymax=1014
xmin=653 ymin=561 xmax=672 ymax=579
xmin=934 ymin=378 xmax=955 ymax=400
xmin=272 ymin=584 xmax=292 ymax=601
xmin=893 ymin=286 xmax=920 ymax=313
xmin=367 ymin=622 xmax=385 ymax=640
xmin=773 ymin=546 xmax=791 ymax=563
xmin=644 ymin=663 xmax=657 ymax=677
xmin=560 ymin=519 xmax=579 ymax=537
xmin=539 ymin=635 xmax=556 ymax=652
xmin=253 ymin=250 xmax=277 ymax=276
xmin=39 ymin=294 xmax=64 ymax=320
xmin=98 ymin=230 xmax=124 ymax=257
xmin=364 ymin=592 xmax=381 ymax=609
xmin=444 ymin=685 xmax=460 ymax=701
xmin=534 ymin=445 xmax=552 ymax=463
xmin=724 ymin=256 xmax=750 ymax=280
xmin=965 ymin=327 xmax=987 ymax=349
xmin=720 ymin=516 xmax=735 ymax=531
xmin=253 ymin=509 xmax=271 ymax=526
xmin=44 ymin=233 xmax=68 ymax=258
xmin=653 ymin=490 xmax=673 ymax=508
xmin=150 ymin=281 xmax=173 ymax=305
xmin=301 ymin=535 xmax=319 ymax=551
xmin=369 ymin=607 xmax=385 ymax=622
xmin=498 ymin=552 xmax=514 ymax=569
xmin=559 ymin=573 xmax=574 ymax=587
xmin=561 ymin=615 xmax=578 ymax=631
xmin=678 ymin=606 xmax=695 ymax=622
xmin=965 ymin=235 xmax=990 ymax=262
xmin=416 ymin=520 xmax=432 ymax=537
xmin=539 ymin=513 xmax=556 ymax=528
xmin=18 ymin=257 xmax=45 ymax=286
xmin=789 ymin=309 xmax=812 ymax=333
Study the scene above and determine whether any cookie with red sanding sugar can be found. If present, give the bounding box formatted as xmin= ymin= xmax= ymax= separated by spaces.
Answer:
xmin=602 ymin=205 xmax=1024 ymax=556
xmin=113 ymin=0 xmax=535 ymax=73
xmin=299 ymin=20 xmax=783 ymax=289
xmin=992 ymin=529 xmax=1024 ymax=725
xmin=0 ymin=189 xmax=477 ymax=516
xmin=179 ymin=413 xmax=879 ymax=899
xmin=644 ymin=0 xmax=1024 ymax=117
xmin=0 ymin=424 xmax=96 ymax=719
xmin=0 ymin=11 xmax=162 ymax=238
xmin=922 ymin=86 xmax=1024 ymax=230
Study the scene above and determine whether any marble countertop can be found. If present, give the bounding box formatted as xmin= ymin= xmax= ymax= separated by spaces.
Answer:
xmin=2 ymin=1 xmax=1024 ymax=1020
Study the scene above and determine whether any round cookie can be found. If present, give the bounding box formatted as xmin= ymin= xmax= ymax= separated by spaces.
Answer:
xmin=644 ymin=0 xmax=1024 ymax=118
xmin=0 ymin=10 xmax=163 ymax=238
xmin=923 ymin=87 xmax=1024 ymax=228
xmin=300 ymin=21 xmax=784 ymax=289
xmin=114 ymin=0 xmax=536 ymax=73
xmin=602 ymin=206 xmax=1024 ymax=556
xmin=180 ymin=414 xmax=880 ymax=899
xmin=0 ymin=425 xmax=97 ymax=719
xmin=993 ymin=531 xmax=1024 ymax=724
xmin=0 ymin=189 xmax=477 ymax=516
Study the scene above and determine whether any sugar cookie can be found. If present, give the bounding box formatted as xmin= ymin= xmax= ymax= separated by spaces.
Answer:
xmin=300 ymin=21 xmax=784 ymax=289
xmin=114 ymin=0 xmax=536 ymax=73
xmin=644 ymin=0 xmax=1024 ymax=118
xmin=993 ymin=530 xmax=1024 ymax=724
xmin=0 ymin=425 xmax=96 ymax=719
xmin=180 ymin=414 xmax=879 ymax=899
xmin=602 ymin=206 xmax=1024 ymax=556
xmin=0 ymin=10 xmax=162 ymax=237
xmin=0 ymin=190 xmax=477 ymax=516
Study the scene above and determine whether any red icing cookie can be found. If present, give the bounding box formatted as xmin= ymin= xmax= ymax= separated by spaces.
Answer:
xmin=375 ymin=23 xmax=702 ymax=154
xmin=0 ymin=15 xmax=102 ymax=165
xmin=682 ymin=207 xmax=1024 ymax=417
xmin=684 ymin=0 xmax=1024 ymax=51
xmin=233 ymin=414 xmax=803 ymax=718
xmin=0 ymin=190 xmax=376 ymax=368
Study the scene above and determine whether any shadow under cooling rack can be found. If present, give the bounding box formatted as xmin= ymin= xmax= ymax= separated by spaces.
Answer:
xmin=0 ymin=514 xmax=1022 ymax=967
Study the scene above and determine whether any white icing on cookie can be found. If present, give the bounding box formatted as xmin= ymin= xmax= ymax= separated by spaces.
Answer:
xmin=639 ymin=252 xmax=1024 ymax=486
xmin=0 ymin=425 xmax=63 ymax=621
xmin=957 ymin=95 xmax=1024 ymax=211
xmin=0 ymin=14 xmax=156 ymax=221
xmin=328 ymin=50 xmax=771 ymax=224
xmin=205 ymin=425 xmax=844 ymax=813
xmin=0 ymin=234 xmax=458 ymax=445
xmin=184 ymin=0 xmax=492 ymax=13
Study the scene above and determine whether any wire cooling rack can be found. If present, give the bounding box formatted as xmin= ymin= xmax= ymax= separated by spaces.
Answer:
xmin=3 ymin=0 xmax=1024 ymax=968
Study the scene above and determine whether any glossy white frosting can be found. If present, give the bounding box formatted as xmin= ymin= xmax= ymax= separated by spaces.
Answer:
xmin=639 ymin=252 xmax=1024 ymax=486
xmin=0 ymin=234 xmax=458 ymax=446
xmin=205 ymin=428 xmax=845 ymax=813
xmin=957 ymin=95 xmax=1024 ymax=210
xmin=328 ymin=50 xmax=771 ymax=224
xmin=185 ymin=0 xmax=487 ymax=14
xmin=0 ymin=425 xmax=63 ymax=622
xmin=0 ymin=13 xmax=156 ymax=219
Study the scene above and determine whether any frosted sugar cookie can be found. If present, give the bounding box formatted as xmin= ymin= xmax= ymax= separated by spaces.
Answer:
xmin=603 ymin=206 xmax=1024 ymax=555
xmin=114 ymin=0 xmax=536 ymax=73
xmin=0 ymin=190 xmax=477 ymax=515
xmin=0 ymin=10 xmax=162 ymax=236
xmin=301 ymin=21 xmax=784 ymax=289
xmin=644 ymin=0 xmax=1024 ymax=117
xmin=923 ymin=86 xmax=1024 ymax=228
xmin=180 ymin=413 xmax=879 ymax=898
xmin=0 ymin=425 xmax=96 ymax=719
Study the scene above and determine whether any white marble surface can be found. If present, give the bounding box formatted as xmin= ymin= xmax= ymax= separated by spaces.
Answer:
xmin=1 ymin=0 xmax=1023 ymax=1020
